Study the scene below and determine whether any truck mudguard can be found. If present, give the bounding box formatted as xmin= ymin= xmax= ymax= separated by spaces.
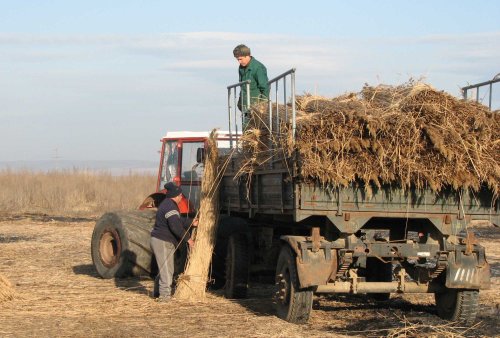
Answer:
xmin=280 ymin=235 xmax=337 ymax=288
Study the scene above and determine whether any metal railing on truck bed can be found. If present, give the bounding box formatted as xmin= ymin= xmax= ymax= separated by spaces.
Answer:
xmin=224 ymin=68 xmax=298 ymax=218
xmin=227 ymin=68 xmax=297 ymax=149
xmin=462 ymin=72 xmax=500 ymax=110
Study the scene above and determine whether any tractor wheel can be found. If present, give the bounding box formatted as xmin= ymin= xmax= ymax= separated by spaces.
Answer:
xmin=91 ymin=210 xmax=155 ymax=279
xmin=435 ymin=289 xmax=479 ymax=326
xmin=275 ymin=245 xmax=313 ymax=324
xmin=224 ymin=233 xmax=249 ymax=299
xmin=366 ymin=257 xmax=392 ymax=301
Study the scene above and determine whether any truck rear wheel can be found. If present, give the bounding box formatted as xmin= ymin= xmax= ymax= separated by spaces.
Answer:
xmin=91 ymin=210 xmax=156 ymax=279
xmin=275 ymin=245 xmax=313 ymax=324
xmin=435 ymin=289 xmax=479 ymax=325
xmin=224 ymin=233 xmax=249 ymax=299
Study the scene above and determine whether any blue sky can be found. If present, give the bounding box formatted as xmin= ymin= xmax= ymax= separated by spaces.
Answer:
xmin=1 ymin=1 xmax=499 ymax=162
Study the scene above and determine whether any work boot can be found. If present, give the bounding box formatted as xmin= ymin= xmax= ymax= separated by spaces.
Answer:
xmin=155 ymin=295 xmax=172 ymax=303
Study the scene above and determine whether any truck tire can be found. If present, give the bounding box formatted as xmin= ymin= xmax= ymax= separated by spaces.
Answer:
xmin=91 ymin=210 xmax=156 ymax=279
xmin=224 ymin=233 xmax=249 ymax=299
xmin=435 ymin=289 xmax=479 ymax=326
xmin=275 ymin=245 xmax=313 ymax=324
xmin=210 ymin=216 xmax=248 ymax=290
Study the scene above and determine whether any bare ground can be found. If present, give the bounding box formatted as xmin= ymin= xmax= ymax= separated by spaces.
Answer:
xmin=0 ymin=214 xmax=498 ymax=337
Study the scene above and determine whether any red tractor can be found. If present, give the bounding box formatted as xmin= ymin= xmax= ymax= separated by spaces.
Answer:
xmin=91 ymin=131 xmax=232 ymax=282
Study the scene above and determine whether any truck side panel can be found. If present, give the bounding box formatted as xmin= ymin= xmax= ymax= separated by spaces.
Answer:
xmin=220 ymin=165 xmax=499 ymax=233
xmin=220 ymin=170 xmax=294 ymax=216
xmin=298 ymin=184 xmax=499 ymax=234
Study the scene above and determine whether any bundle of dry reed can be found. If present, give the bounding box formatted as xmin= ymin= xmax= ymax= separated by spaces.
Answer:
xmin=239 ymin=81 xmax=500 ymax=196
xmin=174 ymin=130 xmax=220 ymax=301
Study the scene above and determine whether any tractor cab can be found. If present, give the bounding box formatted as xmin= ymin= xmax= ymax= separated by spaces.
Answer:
xmin=139 ymin=131 xmax=233 ymax=213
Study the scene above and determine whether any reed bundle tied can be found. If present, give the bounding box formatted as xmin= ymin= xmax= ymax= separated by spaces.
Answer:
xmin=174 ymin=130 xmax=220 ymax=301
xmin=239 ymin=81 xmax=500 ymax=196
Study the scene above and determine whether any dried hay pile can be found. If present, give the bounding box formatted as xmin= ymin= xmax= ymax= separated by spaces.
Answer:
xmin=240 ymin=81 xmax=500 ymax=196
xmin=0 ymin=273 xmax=16 ymax=303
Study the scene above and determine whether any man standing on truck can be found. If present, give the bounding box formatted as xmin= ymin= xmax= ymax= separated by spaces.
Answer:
xmin=150 ymin=182 xmax=197 ymax=302
xmin=233 ymin=44 xmax=269 ymax=127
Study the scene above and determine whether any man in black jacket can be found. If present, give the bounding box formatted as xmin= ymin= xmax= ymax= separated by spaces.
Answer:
xmin=151 ymin=182 xmax=197 ymax=301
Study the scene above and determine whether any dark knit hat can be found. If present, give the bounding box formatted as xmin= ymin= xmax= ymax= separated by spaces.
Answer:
xmin=164 ymin=182 xmax=182 ymax=198
xmin=233 ymin=44 xmax=251 ymax=57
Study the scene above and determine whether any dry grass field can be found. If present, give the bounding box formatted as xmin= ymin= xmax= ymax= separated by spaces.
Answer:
xmin=0 ymin=169 xmax=156 ymax=215
xmin=0 ymin=172 xmax=499 ymax=337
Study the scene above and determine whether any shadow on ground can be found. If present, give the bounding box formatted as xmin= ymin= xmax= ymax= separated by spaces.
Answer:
xmin=316 ymin=294 xmax=436 ymax=314
xmin=489 ymin=262 xmax=500 ymax=277
xmin=72 ymin=264 xmax=150 ymax=296
xmin=0 ymin=212 xmax=95 ymax=223
xmin=114 ymin=277 xmax=150 ymax=296
xmin=73 ymin=264 xmax=100 ymax=277
xmin=0 ymin=235 xmax=33 ymax=243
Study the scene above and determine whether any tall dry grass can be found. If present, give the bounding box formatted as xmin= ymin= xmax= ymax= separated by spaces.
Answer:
xmin=0 ymin=169 xmax=156 ymax=216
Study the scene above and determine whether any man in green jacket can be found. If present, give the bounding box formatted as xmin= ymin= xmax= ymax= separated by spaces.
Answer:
xmin=233 ymin=44 xmax=269 ymax=126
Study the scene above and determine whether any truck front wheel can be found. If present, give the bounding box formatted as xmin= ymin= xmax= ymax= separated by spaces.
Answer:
xmin=275 ymin=245 xmax=313 ymax=324
xmin=435 ymin=288 xmax=479 ymax=326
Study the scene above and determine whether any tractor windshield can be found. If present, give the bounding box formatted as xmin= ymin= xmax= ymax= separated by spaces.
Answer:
xmin=161 ymin=140 xmax=178 ymax=184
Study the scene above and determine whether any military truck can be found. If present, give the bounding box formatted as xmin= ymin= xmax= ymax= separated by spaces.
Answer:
xmin=91 ymin=69 xmax=496 ymax=325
